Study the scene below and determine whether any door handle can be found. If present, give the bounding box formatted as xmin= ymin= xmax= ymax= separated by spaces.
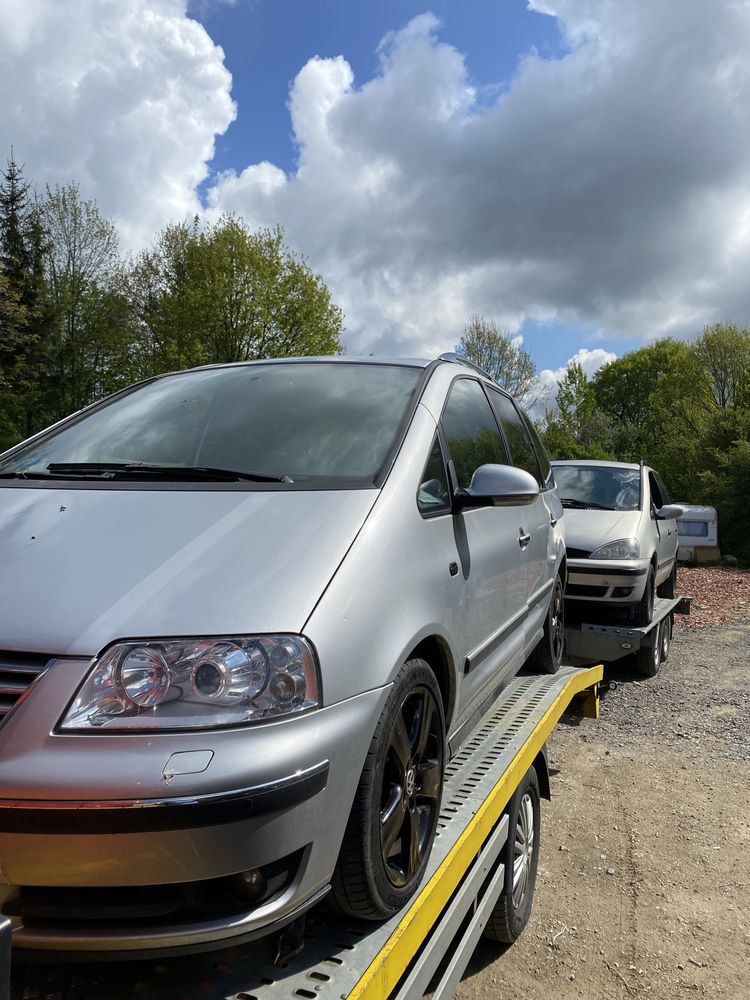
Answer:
xmin=549 ymin=516 xmax=558 ymax=527
xmin=519 ymin=530 xmax=531 ymax=548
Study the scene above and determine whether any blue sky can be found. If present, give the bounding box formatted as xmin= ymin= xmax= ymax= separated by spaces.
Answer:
xmin=5 ymin=0 xmax=747 ymax=386
xmin=192 ymin=0 xmax=632 ymax=375
xmin=198 ymin=0 xmax=564 ymax=176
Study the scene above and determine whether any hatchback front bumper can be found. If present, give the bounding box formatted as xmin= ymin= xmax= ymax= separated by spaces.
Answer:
xmin=564 ymin=558 xmax=650 ymax=605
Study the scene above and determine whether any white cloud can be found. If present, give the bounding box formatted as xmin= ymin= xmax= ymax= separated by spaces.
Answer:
xmin=209 ymin=2 xmax=750 ymax=356
xmin=3 ymin=1 xmax=750 ymax=361
xmin=0 ymin=0 xmax=235 ymax=249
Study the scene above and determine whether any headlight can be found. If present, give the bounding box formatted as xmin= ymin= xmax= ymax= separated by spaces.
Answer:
xmin=588 ymin=538 xmax=640 ymax=560
xmin=59 ymin=635 xmax=320 ymax=731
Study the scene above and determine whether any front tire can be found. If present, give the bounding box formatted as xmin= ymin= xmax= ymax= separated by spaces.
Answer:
xmin=657 ymin=563 xmax=677 ymax=599
xmin=483 ymin=766 xmax=541 ymax=944
xmin=632 ymin=567 xmax=655 ymax=627
xmin=331 ymin=659 xmax=446 ymax=919
xmin=529 ymin=573 xmax=564 ymax=674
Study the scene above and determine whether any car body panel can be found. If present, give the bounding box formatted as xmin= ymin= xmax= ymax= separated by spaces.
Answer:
xmin=0 ymin=486 xmax=376 ymax=655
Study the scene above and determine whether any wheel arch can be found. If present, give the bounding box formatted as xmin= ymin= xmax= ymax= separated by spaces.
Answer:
xmin=408 ymin=635 xmax=457 ymax=732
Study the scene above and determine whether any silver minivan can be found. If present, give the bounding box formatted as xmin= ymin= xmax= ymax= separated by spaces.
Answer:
xmin=0 ymin=355 xmax=565 ymax=954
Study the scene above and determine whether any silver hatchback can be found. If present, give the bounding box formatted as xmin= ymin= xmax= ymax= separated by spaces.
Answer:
xmin=0 ymin=356 xmax=565 ymax=955
xmin=552 ymin=460 xmax=684 ymax=624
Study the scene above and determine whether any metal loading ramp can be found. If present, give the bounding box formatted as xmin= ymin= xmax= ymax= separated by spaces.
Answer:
xmin=7 ymin=664 xmax=602 ymax=1000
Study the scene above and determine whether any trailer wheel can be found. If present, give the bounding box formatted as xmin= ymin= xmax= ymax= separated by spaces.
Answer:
xmin=634 ymin=623 xmax=662 ymax=677
xmin=331 ymin=659 xmax=445 ymax=919
xmin=528 ymin=574 xmax=564 ymax=674
xmin=483 ymin=766 xmax=541 ymax=944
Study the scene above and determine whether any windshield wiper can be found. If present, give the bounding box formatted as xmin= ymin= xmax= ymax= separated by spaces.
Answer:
xmin=0 ymin=470 xmax=57 ymax=480
xmin=560 ymin=497 xmax=615 ymax=511
xmin=45 ymin=463 xmax=292 ymax=483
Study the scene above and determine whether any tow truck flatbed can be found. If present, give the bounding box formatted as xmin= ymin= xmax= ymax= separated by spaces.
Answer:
xmin=564 ymin=595 xmax=691 ymax=672
xmin=3 ymin=664 xmax=602 ymax=1000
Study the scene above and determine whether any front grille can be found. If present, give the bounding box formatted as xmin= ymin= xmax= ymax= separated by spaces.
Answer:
xmin=0 ymin=651 xmax=51 ymax=724
xmin=566 ymin=547 xmax=593 ymax=559
xmin=566 ymin=584 xmax=608 ymax=598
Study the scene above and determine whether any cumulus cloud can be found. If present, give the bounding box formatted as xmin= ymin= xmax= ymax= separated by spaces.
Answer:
xmin=538 ymin=345 xmax=617 ymax=395
xmin=0 ymin=0 xmax=235 ymax=249
xmin=3 ymin=1 xmax=750 ymax=358
xmin=209 ymin=1 xmax=750 ymax=355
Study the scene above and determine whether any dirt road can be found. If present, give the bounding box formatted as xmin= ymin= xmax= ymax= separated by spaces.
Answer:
xmin=459 ymin=619 xmax=750 ymax=1000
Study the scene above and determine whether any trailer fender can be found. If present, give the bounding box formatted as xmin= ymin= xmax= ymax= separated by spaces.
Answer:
xmin=532 ymin=746 xmax=551 ymax=801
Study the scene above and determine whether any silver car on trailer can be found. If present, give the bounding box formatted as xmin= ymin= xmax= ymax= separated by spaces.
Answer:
xmin=0 ymin=355 xmax=565 ymax=955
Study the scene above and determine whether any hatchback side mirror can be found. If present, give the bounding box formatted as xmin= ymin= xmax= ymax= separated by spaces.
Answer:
xmin=656 ymin=504 xmax=686 ymax=520
xmin=455 ymin=464 xmax=540 ymax=509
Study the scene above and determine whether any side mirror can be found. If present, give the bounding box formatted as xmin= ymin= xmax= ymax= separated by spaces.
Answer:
xmin=455 ymin=464 xmax=540 ymax=509
xmin=656 ymin=504 xmax=686 ymax=520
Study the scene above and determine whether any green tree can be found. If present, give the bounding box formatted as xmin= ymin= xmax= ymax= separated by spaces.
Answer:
xmin=456 ymin=315 xmax=538 ymax=400
xmin=130 ymin=217 xmax=344 ymax=377
xmin=692 ymin=322 xmax=750 ymax=412
xmin=42 ymin=184 xmax=134 ymax=416
xmin=0 ymin=153 xmax=54 ymax=440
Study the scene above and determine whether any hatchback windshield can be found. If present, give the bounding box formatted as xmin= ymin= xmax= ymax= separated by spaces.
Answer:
xmin=554 ymin=465 xmax=641 ymax=512
xmin=0 ymin=363 xmax=422 ymax=484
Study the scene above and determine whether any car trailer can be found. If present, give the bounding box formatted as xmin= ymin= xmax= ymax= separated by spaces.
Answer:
xmin=3 ymin=663 xmax=602 ymax=1000
xmin=564 ymin=595 xmax=692 ymax=676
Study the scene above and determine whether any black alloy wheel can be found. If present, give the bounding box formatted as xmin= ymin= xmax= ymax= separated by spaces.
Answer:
xmin=331 ymin=659 xmax=446 ymax=919
xmin=379 ymin=684 xmax=444 ymax=887
xmin=529 ymin=573 xmax=564 ymax=674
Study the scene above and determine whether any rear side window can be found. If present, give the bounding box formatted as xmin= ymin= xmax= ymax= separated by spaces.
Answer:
xmin=487 ymin=389 xmax=543 ymax=485
xmin=441 ymin=379 xmax=507 ymax=489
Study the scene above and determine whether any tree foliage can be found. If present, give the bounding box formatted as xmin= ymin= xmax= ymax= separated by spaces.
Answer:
xmin=456 ymin=315 xmax=538 ymax=401
xmin=0 ymin=155 xmax=344 ymax=450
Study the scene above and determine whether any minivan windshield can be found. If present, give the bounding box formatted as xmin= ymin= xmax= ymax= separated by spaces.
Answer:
xmin=0 ymin=362 xmax=423 ymax=484
xmin=554 ymin=465 xmax=641 ymax=512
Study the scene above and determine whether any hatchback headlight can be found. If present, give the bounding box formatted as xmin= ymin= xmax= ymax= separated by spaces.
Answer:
xmin=59 ymin=636 xmax=320 ymax=731
xmin=588 ymin=538 xmax=640 ymax=560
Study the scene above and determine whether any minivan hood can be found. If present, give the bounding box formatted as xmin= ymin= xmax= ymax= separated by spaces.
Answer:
xmin=0 ymin=486 xmax=376 ymax=656
xmin=562 ymin=508 xmax=642 ymax=553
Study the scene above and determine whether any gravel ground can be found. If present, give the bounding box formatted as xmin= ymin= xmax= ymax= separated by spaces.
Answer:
xmin=458 ymin=568 xmax=750 ymax=1000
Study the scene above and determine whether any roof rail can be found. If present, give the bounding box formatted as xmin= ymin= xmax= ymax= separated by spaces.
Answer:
xmin=437 ymin=352 xmax=494 ymax=382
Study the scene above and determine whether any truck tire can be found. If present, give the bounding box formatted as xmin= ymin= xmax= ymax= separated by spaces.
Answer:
xmin=634 ymin=620 xmax=662 ymax=677
xmin=331 ymin=659 xmax=445 ymax=919
xmin=483 ymin=766 xmax=541 ymax=944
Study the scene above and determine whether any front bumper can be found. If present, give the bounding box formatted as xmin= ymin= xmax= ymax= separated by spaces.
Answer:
xmin=0 ymin=659 xmax=389 ymax=953
xmin=564 ymin=558 xmax=650 ymax=604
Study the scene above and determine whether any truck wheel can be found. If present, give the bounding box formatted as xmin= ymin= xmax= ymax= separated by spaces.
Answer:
xmin=331 ymin=659 xmax=445 ymax=919
xmin=634 ymin=622 xmax=662 ymax=677
xmin=483 ymin=766 xmax=541 ymax=944
xmin=657 ymin=563 xmax=677 ymax=599
xmin=528 ymin=574 xmax=564 ymax=674
xmin=632 ymin=568 xmax=655 ymax=627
